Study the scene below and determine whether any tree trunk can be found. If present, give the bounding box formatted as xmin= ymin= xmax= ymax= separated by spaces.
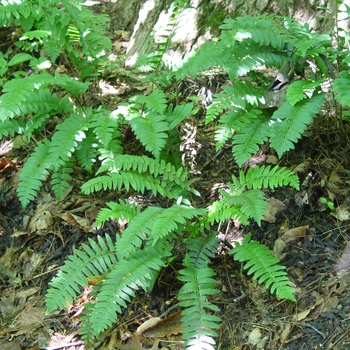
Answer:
xmin=108 ymin=0 xmax=348 ymax=66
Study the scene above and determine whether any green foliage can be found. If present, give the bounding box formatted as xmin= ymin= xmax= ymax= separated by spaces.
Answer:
xmin=205 ymin=165 xmax=299 ymax=226
xmin=180 ymin=13 xmax=350 ymax=165
xmin=5 ymin=1 xmax=336 ymax=347
xmin=230 ymin=233 xmax=296 ymax=301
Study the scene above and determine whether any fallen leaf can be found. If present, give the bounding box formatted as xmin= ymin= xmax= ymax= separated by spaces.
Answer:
xmin=280 ymin=225 xmax=309 ymax=243
xmin=137 ymin=311 xmax=182 ymax=338
xmin=262 ymin=197 xmax=286 ymax=223
xmin=334 ymin=242 xmax=350 ymax=277
xmin=331 ymin=203 xmax=350 ymax=221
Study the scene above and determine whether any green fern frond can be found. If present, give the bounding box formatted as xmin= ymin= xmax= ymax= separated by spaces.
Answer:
xmin=95 ymin=199 xmax=141 ymax=227
xmin=270 ymin=93 xmax=325 ymax=157
xmin=232 ymin=165 xmax=300 ymax=191
xmin=80 ymin=245 xmax=171 ymax=342
xmin=220 ymin=15 xmax=284 ymax=50
xmin=49 ymin=112 xmax=89 ymax=167
xmin=232 ymin=114 xmax=270 ymax=166
xmin=85 ymin=154 xmax=198 ymax=197
xmin=178 ymin=255 xmax=221 ymax=350
xmin=133 ymin=88 xmax=167 ymax=114
xmin=131 ymin=110 xmax=169 ymax=159
xmin=0 ymin=119 xmax=23 ymax=138
xmin=230 ymin=233 xmax=296 ymax=301
xmin=115 ymin=206 xmax=165 ymax=258
xmin=161 ymin=128 xmax=182 ymax=167
xmin=185 ymin=233 xmax=219 ymax=268
xmin=51 ymin=162 xmax=73 ymax=200
xmin=167 ymin=102 xmax=194 ymax=130
xmin=175 ymin=41 xmax=232 ymax=79
xmin=19 ymin=87 xmax=60 ymax=116
xmin=333 ymin=71 xmax=350 ymax=107
xmin=0 ymin=0 xmax=31 ymax=26
xmin=52 ymin=72 xmax=91 ymax=96
xmin=206 ymin=200 xmax=249 ymax=226
xmin=150 ymin=205 xmax=206 ymax=245
xmin=90 ymin=111 xmax=119 ymax=147
xmin=286 ymin=79 xmax=324 ymax=106
xmin=222 ymin=189 xmax=267 ymax=225
xmin=75 ymin=131 xmax=98 ymax=174
xmin=0 ymin=73 xmax=53 ymax=120
xmin=17 ymin=139 xmax=54 ymax=209
xmin=81 ymin=171 xmax=184 ymax=200
xmin=46 ymin=234 xmax=117 ymax=313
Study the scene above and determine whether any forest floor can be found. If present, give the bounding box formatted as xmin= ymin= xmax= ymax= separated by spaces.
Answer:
xmin=2 ymin=3 xmax=350 ymax=350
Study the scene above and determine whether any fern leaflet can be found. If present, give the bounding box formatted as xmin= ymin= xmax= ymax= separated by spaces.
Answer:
xmin=232 ymin=114 xmax=270 ymax=166
xmin=222 ymin=189 xmax=267 ymax=226
xmin=149 ymin=204 xmax=206 ymax=245
xmin=49 ymin=112 xmax=89 ymax=167
xmin=333 ymin=71 xmax=350 ymax=107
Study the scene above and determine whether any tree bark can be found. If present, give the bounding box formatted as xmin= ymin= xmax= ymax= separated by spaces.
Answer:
xmin=108 ymin=0 xmax=348 ymax=66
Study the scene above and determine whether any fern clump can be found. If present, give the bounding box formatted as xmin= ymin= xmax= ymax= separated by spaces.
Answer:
xmin=177 ymin=14 xmax=347 ymax=165
xmin=1 ymin=2 xmax=318 ymax=347
xmin=41 ymin=10 xmax=306 ymax=349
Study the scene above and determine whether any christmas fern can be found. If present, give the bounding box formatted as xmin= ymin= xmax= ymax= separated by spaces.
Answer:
xmin=46 ymin=234 xmax=118 ymax=312
xmin=80 ymin=245 xmax=172 ymax=343
xmin=178 ymin=234 xmax=221 ymax=350
xmin=4 ymin=3 xmax=348 ymax=347
xmin=230 ymin=233 xmax=296 ymax=301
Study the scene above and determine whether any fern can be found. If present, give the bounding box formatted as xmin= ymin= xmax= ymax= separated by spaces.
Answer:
xmin=222 ymin=189 xmax=267 ymax=226
xmin=205 ymin=165 xmax=299 ymax=227
xmin=232 ymin=165 xmax=300 ymax=191
xmin=230 ymin=233 xmax=296 ymax=301
xmin=51 ymin=161 xmax=74 ymax=200
xmin=115 ymin=206 xmax=165 ymax=258
xmin=95 ymin=199 xmax=141 ymax=228
xmin=333 ymin=71 xmax=350 ymax=106
xmin=80 ymin=244 xmax=172 ymax=343
xmin=46 ymin=234 xmax=118 ymax=313
xmin=129 ymin=110 xmax=169 ymax=159
xmin=232 ymin=114 xmax=270 ymax=166
xmin=49 ymin=112 xmax=89 ymax=167
xmin=81 ymin=155 xmax=199 ymax=199
xmin=177 ymin=233 xmax=221 ymax=349
xmin=149 ymin=204 xmax=206 ymax=245
xmin=17 ymin=140 xmax=54 ymax=209
xmin=270 ymin=93 xmax=325 ymax=157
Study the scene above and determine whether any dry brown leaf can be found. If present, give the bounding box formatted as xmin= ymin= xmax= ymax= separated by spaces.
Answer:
xmin=57 ymin=212 xmax=94 ymax=232
xmin=137 ymin=311 xmax=182 ymax=339
xmin=280 ymin=323 xmax=292 ymax=343
xmin=262 ymin=197 xmax=286 ymax=223
xmin=280 ymin=225 xmax=309 ymax=243
xmin=331 ymin=203 xmax=350 ymax=221
xmin=248 ymin=327 xmax=262 ymax=346
xmin=334 ymin=242 xmax=350 ymax=276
